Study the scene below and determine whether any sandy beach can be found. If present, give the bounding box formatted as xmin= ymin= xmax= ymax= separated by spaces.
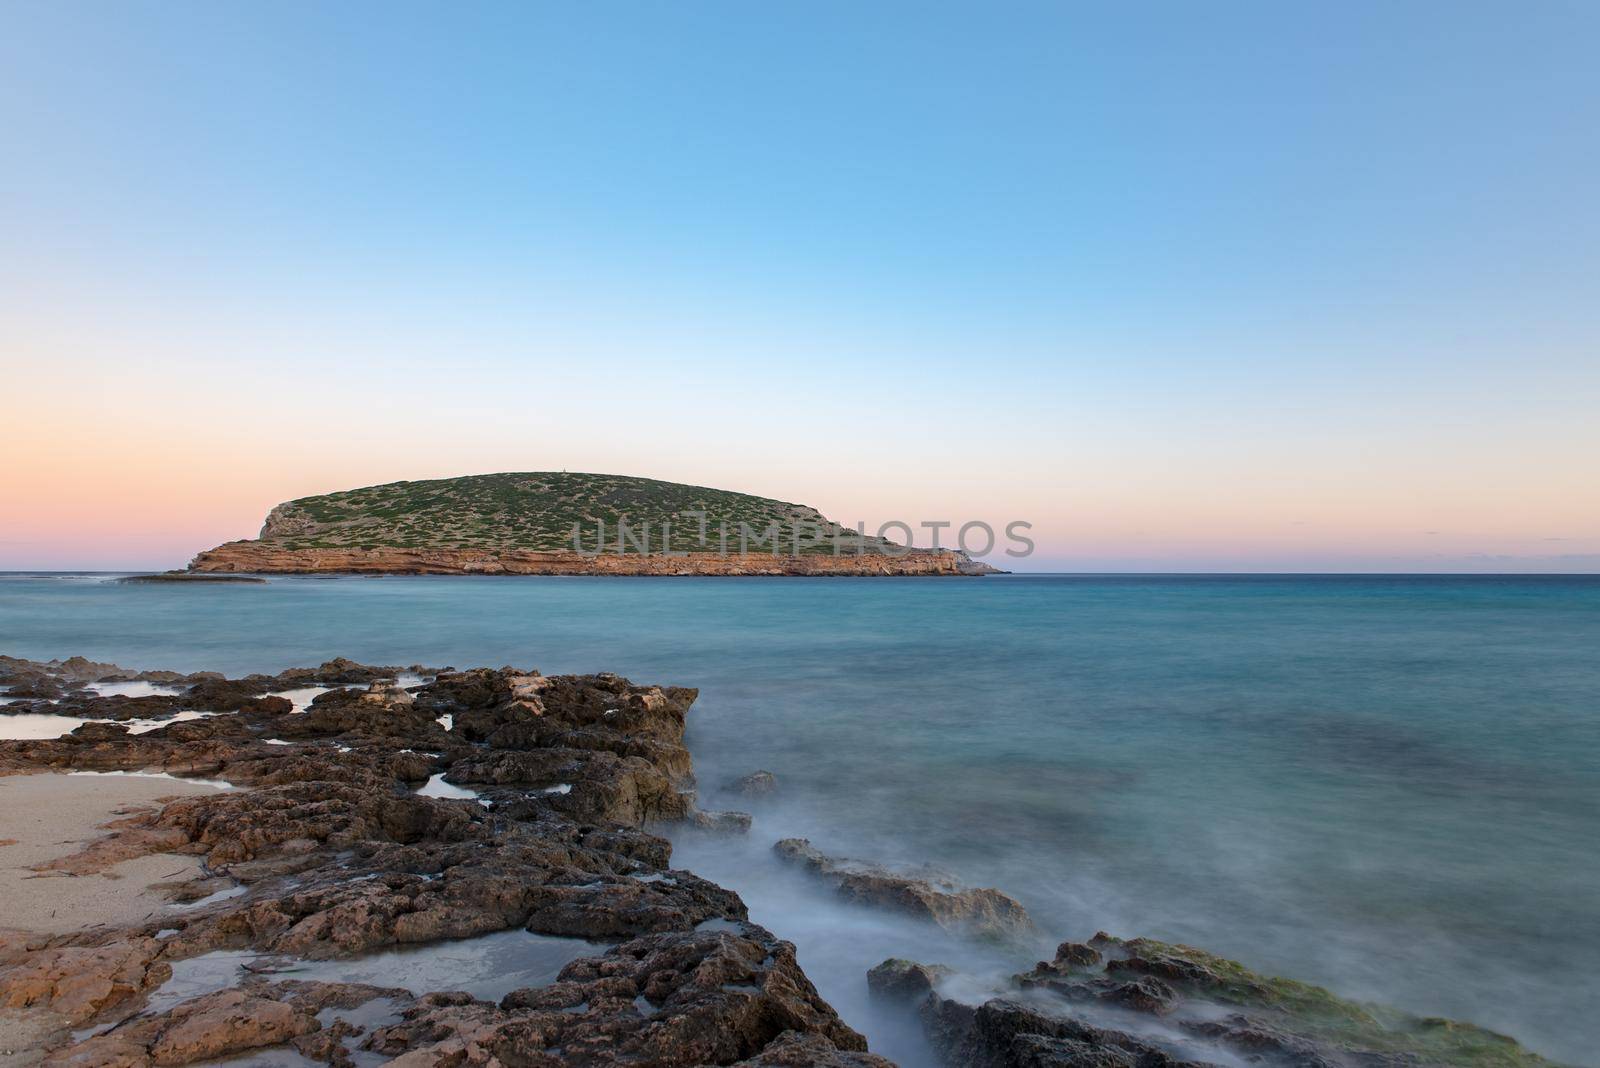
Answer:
xmin=0 ymin=773 xmax=223 ymax=936
xmin=1 ymin=773 xmax=230 ymax=1063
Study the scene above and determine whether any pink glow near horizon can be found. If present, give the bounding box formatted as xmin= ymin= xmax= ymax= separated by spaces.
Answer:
xmin=5 ymin=435 xmax=1596 ymax=572
xmin=3 ymin=301 xmax=1597 ymax=572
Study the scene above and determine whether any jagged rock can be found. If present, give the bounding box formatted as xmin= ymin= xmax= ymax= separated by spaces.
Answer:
xmin=43 ymin=987 xmax=320 ymax=1067
xmin=901 ymin=932 xmax=1556 ymax=1068
xmin=726 ymin=770 xmax=777 ymax=799
xmin=152 ymin=781 xmax=482 ymax=866
xmin=690 ymin=809 xmax=753 ymax=834
xmin=1 ymin=676 xmax=73 ymax=700
xmin=866 ymin=959 xmax=952 ymax=1003
xmin=1051 ymin=942 xmax=1101 ymax=968
xmin=52 ymin=657 xmax=135 ymax=683
xmin=729 ymin=1030 xmax=897 ymax=1065
xmin=1012 ymin=939 xmax=1180 ymax=1016
xmin=361 ymin=681 xmax=412 ymax=708
xmin=920 ymin=996 xmax=1213 ymax=1067
xmin=47 ymin=694 xmax=187 ymax=722
xmin=270 ymin=690 xmax=446 ymax=744
xmin=447 ymin=749 xmax=692 ymax=827
xmin=289 ymin=658 xmax=421 ymax=685
xmin=0 ymin=939 xmax=169 ymax=1025
xmin=362 ymin=924 xmax=874 ymax=1066
xmin=69 ymin=721 xmax=132 ymax=742
xmin=181 ymin=677 xmax=274 ymax=711
xmin=773 ymin=838 xmax=1033 ymax=939
xmin=411 ymin=667 xmax=516 ymax=714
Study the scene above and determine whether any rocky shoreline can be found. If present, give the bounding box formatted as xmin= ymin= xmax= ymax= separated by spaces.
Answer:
xmin=186 ymin=544 xmax=1001 ymax=577
xmin=0 ymin=655 xmax=1559 ymax=1067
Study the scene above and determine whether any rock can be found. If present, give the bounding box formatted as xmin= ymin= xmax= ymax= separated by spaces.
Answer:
xmin=117 ymin=572 xmax=268 ymax=584
xmin=0 ymin=939 xmax=168 ymax=1025
xmin=1052 ymin=941 xmax=1101 ymax=968
xmin=866 ymin=959 xmax=951 ymax=1003
xmin=690 ymin=809 xmax=753 ymax=834
xmin=729 ymin=1031 xmax=897 ymax=1066
xmin=361 ymin=680 xmax=413 ymax=707
xmin=69 ymin=721 xmax=132 ymax=741
xmin=726 ymin=770 xmax=777 ymax=799
xmin=148 ymin=988 xmax=319 ymax=1064
xmin=896 ymin=932 xmax=1555 ymax=1068
xmin=1 ymin=677 xmax=72 ymax=700
xmin=772 ymin=838 xmax=833 ymax=873
xmin=189 ymin=542 xmax=995 ymax=577
xmin=920 ymin=996 xmax=1214 ymax=1067
xmin=772 ymin=838 xmax=1033 ymax=940
xmin=447 ymin=749 xmax=692 ymax=827
xmin=54 ymin=657 xmax=135 ymax=683
xmin=43 ymin=986 xmax=327 ymax=1067
xmin=151 ymin=780 xmax=482 ymax=867
xmin=363 ymin=924 xmax=876 ymax=1066
xmin=181 ymin=677 xmax=276 ymax=710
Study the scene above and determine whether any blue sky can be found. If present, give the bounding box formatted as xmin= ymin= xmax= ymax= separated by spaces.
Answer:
xmin=2 ymin=2 xmax=1597 ymax=570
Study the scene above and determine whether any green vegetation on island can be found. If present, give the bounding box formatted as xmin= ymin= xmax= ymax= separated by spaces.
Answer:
xmin=257 ymin=471 xmax=902 ymax=556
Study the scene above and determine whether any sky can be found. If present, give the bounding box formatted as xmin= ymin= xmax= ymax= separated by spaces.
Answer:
xmin=2 ymin=1 xmax=1597 ymax=572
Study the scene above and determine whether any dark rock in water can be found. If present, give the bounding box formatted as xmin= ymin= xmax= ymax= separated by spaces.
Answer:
xmin=920 ymin=996 xmax=1214 ymax=1067
xmin=0 ymin=675 xmax=73 ymax=700
xmin=54 ymin=693 xmax=186 ymax=721
xmin=55 ymin=978 xmax=412 ymax=1067
xmin=265 ymin=657 xmax=434 ymax=688
xmin=901 ymin=931 xmax=1558 ymax=1068
xmin=1017 ymin=970 xmax=1178 ymax=1017
xmin=1014 ymin=939 xmax=1180 ymax=1017
xmin=69 ymin=720 xmax=131 ymax=741
xmin=183 ymin=676 xmax=275 ymax=711
xmin=273 ymin=689 xmax=448 ymax=746
xmin=867 ymin=959 xmax=952 ymax=1003
xmin=117 ymin=572 xmax=267 ymax=583
xmin=773 ymin=837 xmax=1033 ymax=940
xmin=0 ymin=653 xmax=218 ymax=687
xmin=447 ymin=747 xmax=692 ymax=827
xmin=728 ymin=1030 xmax=898 ymax=1066
xmin=1052 ymin=941 xmax=1101 ymax=968
xmin=412 ymin=665 xmax=517 ymax=713
xmin=727 ymin=769 xmax=778 ymax=798
xmin=360 ymin=924 xmax=880 ymax=1066
xmin=691 ymin=809 xmax=754 ymax=834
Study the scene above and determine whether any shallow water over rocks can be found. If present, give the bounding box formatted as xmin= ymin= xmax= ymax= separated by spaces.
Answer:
xmin=150 ymin=929 xmax=605 ymax=1013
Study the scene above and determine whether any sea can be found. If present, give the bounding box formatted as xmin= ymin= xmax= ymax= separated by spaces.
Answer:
xmin=1 ymin=573 xmax=1595 ymax=1065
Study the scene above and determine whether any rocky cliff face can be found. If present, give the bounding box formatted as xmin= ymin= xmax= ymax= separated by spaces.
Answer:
xmin=188 ymin=543 xmax=1001 ymax=576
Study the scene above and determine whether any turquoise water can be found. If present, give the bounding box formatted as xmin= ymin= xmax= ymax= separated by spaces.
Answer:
xmin=2 ymin=573 xmax=1596 ymax=1064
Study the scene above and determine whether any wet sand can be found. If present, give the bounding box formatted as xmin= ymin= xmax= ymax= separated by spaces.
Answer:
xmin=0 ymin=773 xmax=222 ymax=935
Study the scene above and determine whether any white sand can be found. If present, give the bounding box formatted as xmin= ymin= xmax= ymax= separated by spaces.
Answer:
xmin=0 ymin=773 xmax=220 ymax=935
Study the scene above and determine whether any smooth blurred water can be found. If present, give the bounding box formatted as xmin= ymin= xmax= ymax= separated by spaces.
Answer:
xmin=2 ymin=573 xmax=1596 ymax=1064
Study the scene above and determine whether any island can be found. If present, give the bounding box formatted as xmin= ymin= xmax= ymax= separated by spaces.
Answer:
xmin=187 ymin=472 xmax=1002 ymax=576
